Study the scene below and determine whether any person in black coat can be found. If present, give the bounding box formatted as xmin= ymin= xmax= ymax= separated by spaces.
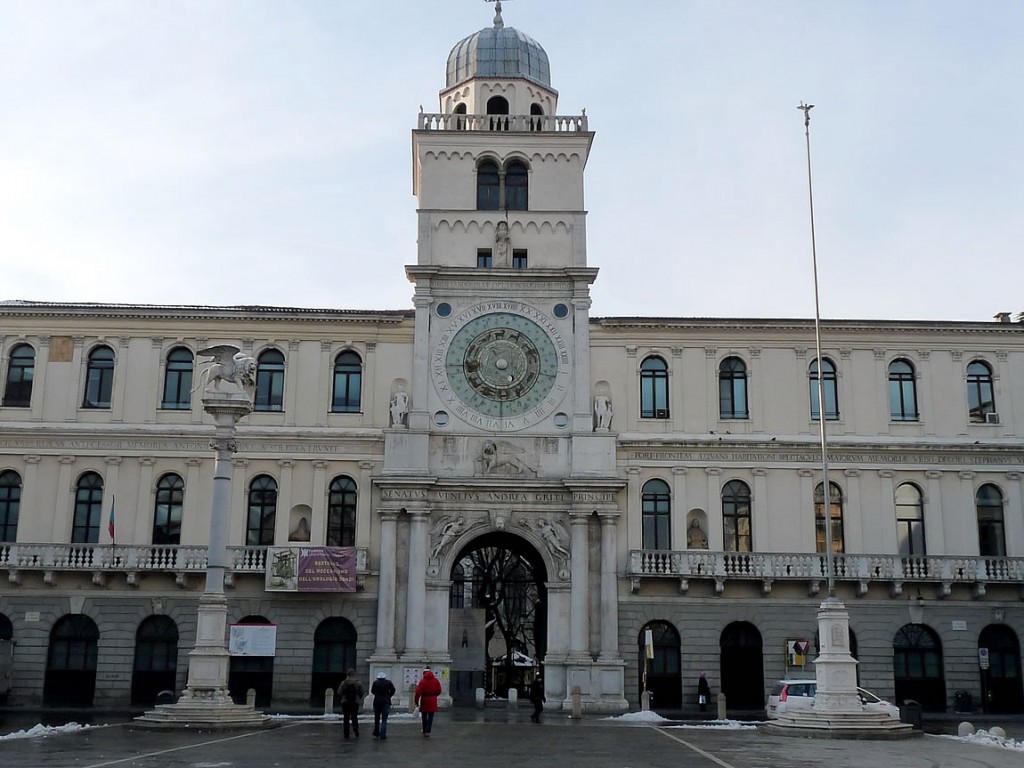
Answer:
xmin=338 ymin=668 xmax=364 ymax=738
xmin=529 ymin=674 xmax=546 ymax=722
xmin=370 ymin=671 xmax=396 ymax=739
xmin=697 ymin=672 xmax=711 ymax=713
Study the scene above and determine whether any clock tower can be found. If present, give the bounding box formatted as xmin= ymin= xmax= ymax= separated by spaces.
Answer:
xmin=376 ymin=3 xmax=627 ymax=714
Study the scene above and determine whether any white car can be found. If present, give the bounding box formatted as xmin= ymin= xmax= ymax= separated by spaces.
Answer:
xmin=766 ymin=680 xmax=900 ymax=719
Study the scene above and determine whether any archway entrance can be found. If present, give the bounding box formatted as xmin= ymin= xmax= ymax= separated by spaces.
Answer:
xmin=447 ymin=532 xmax=547 ymax=706
xmin=720 ymin=621 xmax=765 ymax=712
xmin=639 ymin=620 xmax=681 ymax=710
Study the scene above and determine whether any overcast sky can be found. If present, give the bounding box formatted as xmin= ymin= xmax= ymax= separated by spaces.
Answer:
xmin=2 ymin=1 xmax=1021 ymax=322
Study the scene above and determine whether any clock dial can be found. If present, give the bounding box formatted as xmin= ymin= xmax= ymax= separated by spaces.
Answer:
xmin=432 ymin=304 xmax=571 ymax=430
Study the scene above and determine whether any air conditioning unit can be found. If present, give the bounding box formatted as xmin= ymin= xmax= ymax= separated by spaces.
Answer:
xmin=985 ymin=412 xmax=1000 ymax=424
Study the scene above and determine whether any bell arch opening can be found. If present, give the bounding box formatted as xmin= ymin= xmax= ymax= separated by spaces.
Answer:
xmin=447 ymin=531 xmax=548 ymax=706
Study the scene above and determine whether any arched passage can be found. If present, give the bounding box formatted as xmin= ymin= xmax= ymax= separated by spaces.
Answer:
xmin=893 ymin=623 xmax=945 ymax=712
xmin=447 ymin=531 xmax=547 ymax=705
xmin=720 ymin=621 xmax=764 ymax=711
xmin=0 ymin=612 xmax=12 ymax=704
xmin=310 ymin=617 xmax=357 ymax=707
xmin=980 ymin=624 xmax=1023 ymax=713
xmin=228 ymin=615 xmax=274 ymax=707
xmin=44 ymin=614 xmax=99 ymax=706
xmin=639 ymin=620 xmax=681 ymax=710
xmin=131 ymin=615 xmax=178 ymax=705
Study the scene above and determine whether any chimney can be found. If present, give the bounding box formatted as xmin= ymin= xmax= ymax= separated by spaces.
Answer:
xmin=993 ymin=312 xmax=1011 ymax=323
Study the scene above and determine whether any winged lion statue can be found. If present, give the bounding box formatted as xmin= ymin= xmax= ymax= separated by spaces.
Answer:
xmin=192 ymin=344 xmax=257 ymax=397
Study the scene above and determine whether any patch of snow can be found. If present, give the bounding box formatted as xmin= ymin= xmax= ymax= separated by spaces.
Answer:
xmin=604 ymin=710 xmax=669 ymax=722
xmin=667 ymin=720 xmax=757 ymax=730
xmin=941 ymin=729 xmax=1024 ymax=752
xmin=0 ymin=722 xmax=94 ymax=740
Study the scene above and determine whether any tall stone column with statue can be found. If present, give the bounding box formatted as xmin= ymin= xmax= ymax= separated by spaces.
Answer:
xmin=137 ymin=345 xmax=270 ymax=728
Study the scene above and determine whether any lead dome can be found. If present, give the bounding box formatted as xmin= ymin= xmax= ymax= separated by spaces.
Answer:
xmin=445 ymin=2 xmax=551 ymax=88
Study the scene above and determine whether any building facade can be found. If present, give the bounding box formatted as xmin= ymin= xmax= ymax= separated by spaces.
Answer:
xmin=1 ymin=7 xmax=1022 ymax=715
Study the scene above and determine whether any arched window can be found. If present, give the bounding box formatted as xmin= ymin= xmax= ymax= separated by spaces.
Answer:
xmin=83 ymin=345 xmax=115 ymax=409
xmin=530 ymin=102 xmax=544 ymax=131
xmin=893 ymin=624 xmax=945 ymax=712
xmin=228 ymin=615 xmax=273 ymax=707
xmin=814 ymin=481 xmax=845 ymax=553
xmin=72 ymin=472 xmax=104 ymax=544
xmin=641 ymin=479 xmax=671 ymax=550
xmin=153 ymin=473 xmax=184 ymax=546
xmin=476 ymin=159 xmax=501 ymax=210
xmin=44 ymin=614 xmax=99 ymax=706
xmin=888 ymin=359 xmax=919 ymax=421
xmin=310 ymin=617 xmax=357 ymax=707
xmin=3 ymin=343 xmax=35 ymax=407
xmin=895 ymin=483 xmax=926 ymax=556
xmin=254 ymin=349 xmax=285 ymax=412
xmin=246 ymin=475 xmax=277 ymax=545
xmin=0 ymin=470 xmax=21 ymax=542
xmin=719 ymin=357 xmax=748 ymax=419
xmin=331 ymin=351 xmax=362 ymax=413
xmin=131 ymin=615 xmax=178 ymax=705
xmin=640 ymin=356 xmax=669 ymax=419
xmin=161 ymin=347 xmax=193 ymax=410
xmin=976 ymin=484 xmax=1006 ymax=557
xmin=809 ymin=358 xmax=838 ymax=421
xmin=967 ymin=361 xmax=996 ymax=423
xmin=486 ymin=96 xmax=510 ymax=115
xmin=505 ymin=160 xmax=529 ymax=211
xmin=722 ymin=480 xmax=752 ymax=552
xmin=327 ymin=476 xmax=357 ymax=547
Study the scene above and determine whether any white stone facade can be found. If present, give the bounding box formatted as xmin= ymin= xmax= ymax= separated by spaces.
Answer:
xmin=0 ymin=10 xmax=1022 ymax=715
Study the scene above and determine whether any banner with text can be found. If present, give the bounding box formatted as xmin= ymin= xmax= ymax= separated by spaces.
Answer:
xmin=265 ymin=546 xmax=357 ymax=592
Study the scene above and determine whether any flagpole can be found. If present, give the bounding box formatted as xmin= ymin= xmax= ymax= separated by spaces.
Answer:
xmin=798 ymin=102 xmax=835 ymax=598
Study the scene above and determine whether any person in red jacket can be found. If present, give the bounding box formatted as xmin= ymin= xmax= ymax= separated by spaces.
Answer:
xmin=414 ymin=667 xmax=443 ymax=736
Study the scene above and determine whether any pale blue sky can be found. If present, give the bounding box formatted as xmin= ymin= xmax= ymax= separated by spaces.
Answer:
xmin=2 ymin=1 xmax=1021 ymax=321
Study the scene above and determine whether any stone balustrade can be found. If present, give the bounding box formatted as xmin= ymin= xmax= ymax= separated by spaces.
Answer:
xmin=417 ymin=112 xmax=588 ymax=132
xmin=628 ymin=549 xmax=1024 ymax=598
xmin=0 ymin=543 xmax=368 ymax=585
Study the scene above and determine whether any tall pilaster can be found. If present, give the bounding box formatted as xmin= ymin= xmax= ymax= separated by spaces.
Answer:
xmin=568 ymin=512 xmax=590 ymax=657
xmin=598 ymin=513 xmax=619 ymax=659
xmin=374 ymin=510 xmax=400 ymax=657
xmin=404 ymin=509 xmax=430 ymax=654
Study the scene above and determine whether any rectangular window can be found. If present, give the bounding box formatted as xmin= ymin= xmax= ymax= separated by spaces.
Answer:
xmin=477 ymin=248 xmax=493 ymax=268
xmin=512 ymin=249 xmax=528 ymax=269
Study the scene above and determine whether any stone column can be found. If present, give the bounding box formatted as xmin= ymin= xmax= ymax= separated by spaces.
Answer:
xmin=374 ymin=510 xmax=400 ymax=657
xmin=137 ymin=457 xmax=156 ymax=543
xmin=409 ymin=295 xmax=432 ymax=431
xmin=405 ymin=509 xmax=430 ymax=654
xmin=925 ymin=470 xmax=944 ymax=553
xmin=598 ymin=514 xmax=620 ymax=659
xmin=704 ymin=467 xmax=722 ymax=551
xmin=568 ymin=512 xmax=590 ymax=658
xmin=104 ymin=456 xmax=122 ymax=543
xmin=276 ymin=460 xmax=295 ymax=543
xmin=310 ymin=460 xmax=328 ymax=544
xmin=671 ymin=467 xmax=688 ymax=548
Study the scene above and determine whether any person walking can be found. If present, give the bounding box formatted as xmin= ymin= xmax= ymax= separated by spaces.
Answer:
xmin=370 ymin=671 xmax=396 ymax=739
xmin=414 ymin=667 xmax=442 ymax=737
xmin=697 ymin=672 xmax=711 ymax=713
xmin=338 ymin=668 xmax=364 ymax=739
xmin=529 ymin=674 xmax=546 ymax=723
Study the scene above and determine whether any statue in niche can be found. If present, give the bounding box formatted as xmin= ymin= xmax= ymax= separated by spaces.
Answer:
xmin=389 ymin=389 xmax=409 ymax=427
xmin=594 ymin=395 xmax=613 ymax=430
xmin=430 ymin=516 xmax=465 ymax=560
xmin=479 ymin=441 xmax=535 ymax=476
xmin=289 ymin=516 xmax=311 ymax=542
xmin=687 ymin=519 xmax=708 ymax=550
xmin=494 ymin=220 xmax=511 ymax=267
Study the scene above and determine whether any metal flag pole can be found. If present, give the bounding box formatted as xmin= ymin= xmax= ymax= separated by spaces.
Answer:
xmin=798 ymin=102 xmax=835 ymax=597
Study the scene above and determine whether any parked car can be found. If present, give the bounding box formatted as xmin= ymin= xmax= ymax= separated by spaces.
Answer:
xmin=765 ymin=680 xmax=900 ymax=719
xmin=765 ymin=679 xmax=817 ymax=718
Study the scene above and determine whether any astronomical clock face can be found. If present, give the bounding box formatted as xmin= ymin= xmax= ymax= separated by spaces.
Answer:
xmin=432 ymin=302 xmax=572 ymax=430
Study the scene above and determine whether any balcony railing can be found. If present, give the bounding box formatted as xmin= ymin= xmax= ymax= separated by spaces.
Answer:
xmin=627 ymin=549 xmax=1024 ymax=599
xmin=0 ymin=543 xmax=368 ymax=588
xmin=418 ymin=112 xmax=588 ymax=133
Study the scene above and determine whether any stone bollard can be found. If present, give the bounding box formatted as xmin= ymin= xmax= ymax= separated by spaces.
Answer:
xmin=957 ymin=722 xmax=975 ymax=737
xmin=640 ymin=690 xmax=651 ymax=712
xmin=717 ymin=693 xmax=726 ymax=721
xmin=246 ymin=689 xmax=257 ymax=708
xmin=476 ymin=687 xmax=486 ymax=709
xmin=571 ymin=685 xmax=583 ymax=719
xmin=508 ymin=687 xmax=518 ymax=711
xmin=325 ymin=688 xmax=335 ymax=716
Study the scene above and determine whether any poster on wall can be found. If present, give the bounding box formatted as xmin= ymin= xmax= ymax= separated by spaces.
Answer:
xmin=229 ymin=624 xmax=277 ymax=656
xmin=265 ymin=546 xmax=357 ymax=592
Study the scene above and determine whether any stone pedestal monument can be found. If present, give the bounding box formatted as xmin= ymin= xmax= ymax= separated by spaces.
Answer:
xmin=136 ymin=347 xmax=270 ymax=728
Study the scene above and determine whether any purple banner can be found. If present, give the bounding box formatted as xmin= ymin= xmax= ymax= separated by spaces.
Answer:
xmin=295 ymin=546 xmax=357 ymax=592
